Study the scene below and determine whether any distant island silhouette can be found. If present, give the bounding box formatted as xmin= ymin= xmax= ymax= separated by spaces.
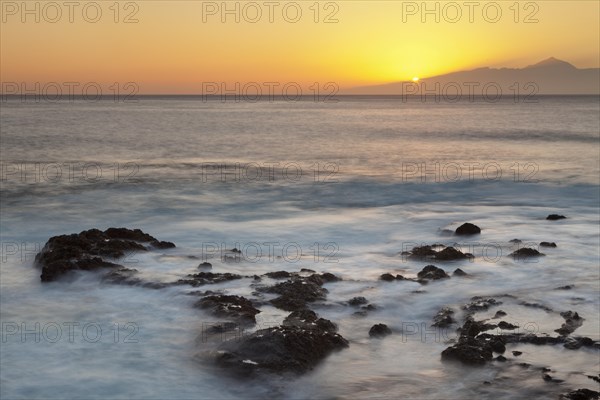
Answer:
xmin=345 ymin=58 xmax=600 ymax=95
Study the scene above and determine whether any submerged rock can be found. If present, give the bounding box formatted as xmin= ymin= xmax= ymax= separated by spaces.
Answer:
xmin=453 ymin=268 xmax=468 ymax=276
xmin=35 ymin=228 xmax=175 ymax=282
xmin=177 ymin=272 xmax=243 ymax=287
xmin=404 ymin=245 xmax=473 ymax=262
xmin=540 ymin=242 xmax=557 ymax=248
xmin=195 ymin=295 xmax=261 ymax=323
xmin=432 ymin=307 xmax=456 ymax=328
xmin=417 ymin=265 xmax=449 ymax=281
xmin=214 ymin=316 xmax=348 ymax=375
xmin=369 ymin=323 xmax=392 ymax=337
xmin=555 ymin=311 xmax=584 ymax=336
xmin=546 ymin=214 xmax=567 ymax=220
xmin=509 ymin=248 xmax=545 ymax=258
xmin=559 ymin=388 xmax=599 ymax=400
xmin=348 ymin=296 xmax=368 ymax=306
xmin=198 ymin=262 xmax=212 ymax=269
xmin=259 ymin=274 xmax=331 ymax=311
xmin=455 ymin=222 xmax=481 ymax=235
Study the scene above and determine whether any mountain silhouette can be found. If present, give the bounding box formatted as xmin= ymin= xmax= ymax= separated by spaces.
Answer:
xmin=345 ymin=58 xmax=599 ymax=95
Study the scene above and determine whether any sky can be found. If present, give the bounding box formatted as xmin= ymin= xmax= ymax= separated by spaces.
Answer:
xmin=1 ymin=0 xmax=599 ymax=94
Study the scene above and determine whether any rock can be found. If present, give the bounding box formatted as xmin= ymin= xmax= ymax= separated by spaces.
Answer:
xmin=177 ymin=272 xmax=243 ymax=287
xmin=453 ymin=268 xmax=468 ymax=276
xmin=320 ymin=272 xmax=342 ymax=282
xmin=493 ymin=310 xmax=507 ymax=319
xmin=300 ymin=268 xmax=315 ymax=273
xmin=498 ymin=321 xmax=518 ymax=330
xmin=555 ymin=311 xmax=584 ymax=336
xmin=260 ymin=275 xmax=328 ymax=311
xmin=512 ymin=351 xmax=522 ymax=356
xmin=509 ymin=248 xmax=545 ymax=258
xmin=546 ymin=214 xmax=566 ymax=220
xmin=283 ymin=309 xmax=337 ymax=332
xmin=540 ymin=242 xmax=557 ymax=248
xmin=348 ymin=297 xmax=368 ymax=306
xmin=441 ymin=340 xmax=494 ymax=365
xmin=495 ymin=355 xmax=507 ymax=362
xmin=463 ymin=297 xmax=502 ymax=313
xmin=198 ymin=262 xmax=212 ymax=269
xmin=559 ymin=389 xmax=599 ymax=400
xmin=35 ymin=228 xmax=174 ymax=282
xmin=380 ymin=273 xmax=396 ymax=281
xmin=195 ymin=295 xmax=261 ymax=323
xmin=204 ymin=322 xmax=239 ymax=334
xmin=265 ymin=271 xmax=292 ymax=279
xmin=432 ymin=308 xmax=456 ymax=328
xmin=455 ymin=223 xmax=481 ymax=235
xmin=509 ymin=239 xmax=522 ymax=243
xmin=369 ymin=323 xmax=392 ymax=337
xmin=417 ymin=265 xmax=449 ymax=280
xmin=555 ymin=285 xmax=573 ymax=290
xmin=214 ymin=321 xmax=348 ymax=375
xmin=436 ymin=247 xmax=474 ymax=261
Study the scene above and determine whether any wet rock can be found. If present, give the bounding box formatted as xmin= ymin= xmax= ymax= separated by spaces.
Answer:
xmin=546 ymin=214 xmax=566 ymax=220
xmin=35 ymin=228 xmax=173 ymax=282
xmin=463 ymin=297 xmax=502 ymax=313
xmin=195 ymin=295 xmax=260 ymax=324
xmin=540 ymin=242 xmax=557 ymax=248
xmin=493 ymin=310 xmax=507 ymax=319
xmin=177 ymin=272 xmax=243 ymax=287
xmin=509 ymin=239 xmax=522 ymax=243
xmin=519 ymin=301 xmax=554 ymax=312
xmin=555 ymin=311 xmax=584 ymax=336
xmin=495 ymin=355 xmax=507 ymax=362
xmin=214 ymin=323 xmax=348 ymax=375
xmin=512 ymin=351 xmax=523 ymax=356
xmin=587 ymin=375 xmax=600 ymax=383
xmin=509 ymin=248 xmax=545 ymax=258
xmin=455 ymin=222 xmax=481 ymax=236
xmin=265 ymin=271 xmax=292 ymax=279
xmin=563 ymin=337 xmax=596 ymax=350
xmin=380 ymin=273 xmax=396 ymax=282
xmin=435 ymin=247 xmax=473 ymax=261
xmin=369 ymin=323 xmax=392 ymax=337
xmin=283 ymin=310 xmax=337 ymax=333
xmin=453 ymin=268 xmax=468 ymax=276
xmin=441 ymin=340 xmax=494 ymax=365
xmin=347 ymin=297 xmax=368 ymax=306
xmin=320 ymin=272 xmax=342 ymax=282
xmin=432 ymin=308 xmax=456 ymax=328
xmin=417 ymin=265 xmax=449 ymax=280
xmin=559 ymin=389 xmax=600 ymax=400
xmin=300 ymin=268 xmax=315 ymax=273
xmin=198 ymin=262 xmax=212 ymax=269
xmin=260 ymin=276 xmax=328 ymax=311
xmin=498 ymin=321 xmax=518 ymax=330
xmin=556 ymin=285 xmax=573 ymax=290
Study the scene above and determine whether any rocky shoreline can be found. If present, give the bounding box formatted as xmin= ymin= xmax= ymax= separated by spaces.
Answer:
xmin=32 ymin=217 xmax=600 ymax=398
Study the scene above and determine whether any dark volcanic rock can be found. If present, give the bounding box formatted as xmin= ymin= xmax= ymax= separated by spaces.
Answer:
xmin=195 ymin=295 xmax=260 ymax=323
xmin=540 ymin=242 xmax=557 ymax=248
xmin=380 ymin=273 xmax=396 ymax=282
xmin=177 ymin=272 xmax=243 ymax=287
xmin=493 ymin=310 xmax=507 ymax=319
xmin=214 ymin=322 xmax=348 ymax=375
xmin=260 ymin=275 xmax=329 ymax=311
xmin=432 ymin=308 xmax=456 ymax=328
xmin=369 ymin=323 xmax=392 ymax=337
xmin=453 ymin=268 xmax=468 ymax=276
xmin=559 ymin=389 xmax=599 ymax=400
xmin=509 ymin=239 xmax=522 ymax=243
xmin=463 ymin=297 xmax=502 ymax=313
xmin=555 ymin=311 xmax=584 ymax=336
xmin=417 ymin=265 xmax=449 ymax=281
xmin=404 ymin=245 xmax=473 ymax=262
xmin=198 ymin=262 xmax=212 ymax=269
xmin=283 ymin=309 xmax=337 ymax=332
xmin=498 ymin=321 xmax=518 ymax=330
xmin=546 ymin=214 xmax=567 ymax=220
xmin=348 ymin=296 xmax=368 ymax=306
xmin=265 ymin=271 xmax=293 ymax=279
xmin=455 ymin=223 xmax=481 ymax=236
xmin=509 ymin=248 xmax=545 ymax=258
xmin=35 ymin=228 xmax=174 ymax=282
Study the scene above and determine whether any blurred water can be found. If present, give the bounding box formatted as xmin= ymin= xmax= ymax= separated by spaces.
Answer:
xmin=1 ymin=96 xmax=599 ymax=399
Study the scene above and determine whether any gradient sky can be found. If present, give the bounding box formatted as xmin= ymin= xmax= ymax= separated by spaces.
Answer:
xmin=1 ymin=1 xmax=599 ymax=93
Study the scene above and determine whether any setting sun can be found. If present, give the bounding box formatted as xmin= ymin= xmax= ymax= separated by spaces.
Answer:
xmin=412 ymin=77 xmax=420 ymax=82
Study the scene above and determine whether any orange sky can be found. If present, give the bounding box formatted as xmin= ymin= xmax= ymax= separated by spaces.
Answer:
xmin=1 ymin=1 xmax=599 ymax=94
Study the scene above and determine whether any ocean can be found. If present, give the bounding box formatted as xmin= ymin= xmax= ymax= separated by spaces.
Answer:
xmin=1 ymin=95 xmax=599 ymax=399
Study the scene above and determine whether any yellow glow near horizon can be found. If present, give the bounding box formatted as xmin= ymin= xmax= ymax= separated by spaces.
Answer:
xmin=0 ymin=1 xmax=598 ymax=93
xmin=412 ymin=77 xmax=420 ymax=82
